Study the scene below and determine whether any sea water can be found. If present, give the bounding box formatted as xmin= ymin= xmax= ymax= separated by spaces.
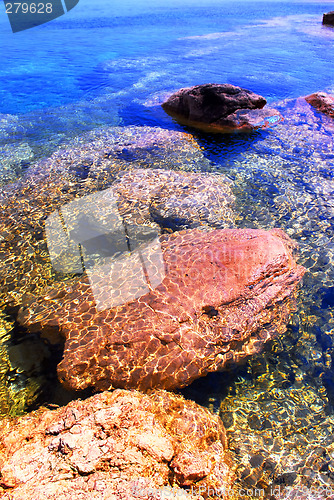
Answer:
xmin=1 ymin=0 xmax=334 ymax=497
xmin=0 ymin=0 xmax=334 ymax=137
xmin=0 ymin=0 xmax=333 ymax=171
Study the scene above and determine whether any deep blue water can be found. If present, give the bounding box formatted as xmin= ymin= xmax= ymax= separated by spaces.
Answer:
xmin=1 ymin=0 xmax=334 ymax=119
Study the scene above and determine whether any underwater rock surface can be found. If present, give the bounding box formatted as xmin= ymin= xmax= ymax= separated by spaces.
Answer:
xmin=0 ymin=126 xmax=211 ymax=311
xmin=19 ymin=228 xmax=305 ymax=392
xmin=162 ymin=83 xmax=283 ymax=133
xmin=0 ymin=125 xmax=219 ymax=416
xmin=0 ymin=389 xmax=233 ymax=500
xmin=217 ymin=330 xmax=334 ymax=500
xmin=113 ymin=168 xmax=235 ymax=230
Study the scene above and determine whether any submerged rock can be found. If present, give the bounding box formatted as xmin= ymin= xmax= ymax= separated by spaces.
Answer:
xmin=322 ymin=11 xmax=334 ymax=26
xmin=305 ymin=91 xmax=334 ymax=119
xmin=0 ymin=390 xmax=233 ymax=500
xmin=0 ymin=125 xmax=225 ymax=417
xmin=18 ymin=228 xmax=305 ymax=393
xmin=162 ymin=83 xmax=283 ymax=133
xmin=0 ymin=142 xmax=33 ymax=185
xmin=113 ymin=168 xmax=235 ymax=230
xmin=0 ymin=126 xmax=213 ymax=310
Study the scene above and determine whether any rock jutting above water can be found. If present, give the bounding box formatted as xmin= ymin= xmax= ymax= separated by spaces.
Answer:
xmin=162 ymin=83 xmax=283 ymax=133
xmin=0 ymin=389 xmax=234 ymax=500
xmin=18 ymin=228 xmax=305 ymax=393
xmin=322 ymin=11 xmax=334 ymax=26
xmin=305 ymin=91 xmax=334 ymax=119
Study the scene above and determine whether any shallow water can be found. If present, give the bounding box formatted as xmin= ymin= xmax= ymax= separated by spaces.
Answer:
xmin=1 ymin=0 xmax=334 ymax=498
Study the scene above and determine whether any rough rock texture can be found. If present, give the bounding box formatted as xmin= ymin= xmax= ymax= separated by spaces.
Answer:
xmin=0 ymin=389 xmax=233 ymax=500
xmin=162 ymin=84 xmax=283 ymax=133
xmin=305 ymin=92 xmax=334 ymax=119
xmin=18 ymin=228 xmax=305 ymax=393
xmin=322 ymin=11 xmax=334 ymax=26
xmin=113 ymin=168 xmax=234 ymax=230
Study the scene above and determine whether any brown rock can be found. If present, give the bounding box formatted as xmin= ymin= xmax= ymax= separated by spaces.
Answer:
xmin=18 ymin=228 xmax=305 ymax=392
xmin=305 ymin=92 xmax=334 ymax=119
xmin=0 ymin=390 xmax=233 ymax=500
xmin=162 ymin=83 xmax=283 ymax=133
xmin=322 ymin=11 xmax=334 ymax=26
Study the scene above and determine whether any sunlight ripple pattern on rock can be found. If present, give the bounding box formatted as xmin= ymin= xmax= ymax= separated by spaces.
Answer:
xmin=18 ymin=228 xmax=305 ymax=392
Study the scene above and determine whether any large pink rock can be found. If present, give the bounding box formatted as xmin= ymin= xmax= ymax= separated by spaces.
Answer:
xmin=162 ymin=84 xmax=283 ymax=133
xmin=18 ymin=228 xmax=305 ymax=393
xmin=0 ymin=390 xmax=233 ymax=500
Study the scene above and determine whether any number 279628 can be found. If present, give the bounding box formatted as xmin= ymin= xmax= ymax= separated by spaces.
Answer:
xmin=5 ymin=3 xmax=53 ymax=14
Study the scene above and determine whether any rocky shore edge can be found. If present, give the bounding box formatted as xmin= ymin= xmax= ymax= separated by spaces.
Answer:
xmin=0 ymin=390 xmax=234 ymax=500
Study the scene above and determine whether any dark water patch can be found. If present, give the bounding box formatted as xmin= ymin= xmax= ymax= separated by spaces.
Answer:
xmin=322 ymin=370 xmax=334 ymax=408
xmin=321 ymin=287 xmax=334 ymax=309
xmin=1 ymin=308 xmax=95 ymax=414
xmin=70 ymin=161 xmax=92 ymax=180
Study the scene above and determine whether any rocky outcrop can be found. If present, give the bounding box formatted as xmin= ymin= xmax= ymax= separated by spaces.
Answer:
xmin=322 ymin=11 xmax=334 ymax=26
xmin=305 ymin=92 xmax=334 ymax=119
xmin=18 ymin=228 xmax=305 ymax=393
xmin=162 ymin=84 xmax=283 ymax=133
xmin=113 ymin=168 xmax=234 ymax=230
xmin=0 ymin=389 xmax=233 ymax=500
